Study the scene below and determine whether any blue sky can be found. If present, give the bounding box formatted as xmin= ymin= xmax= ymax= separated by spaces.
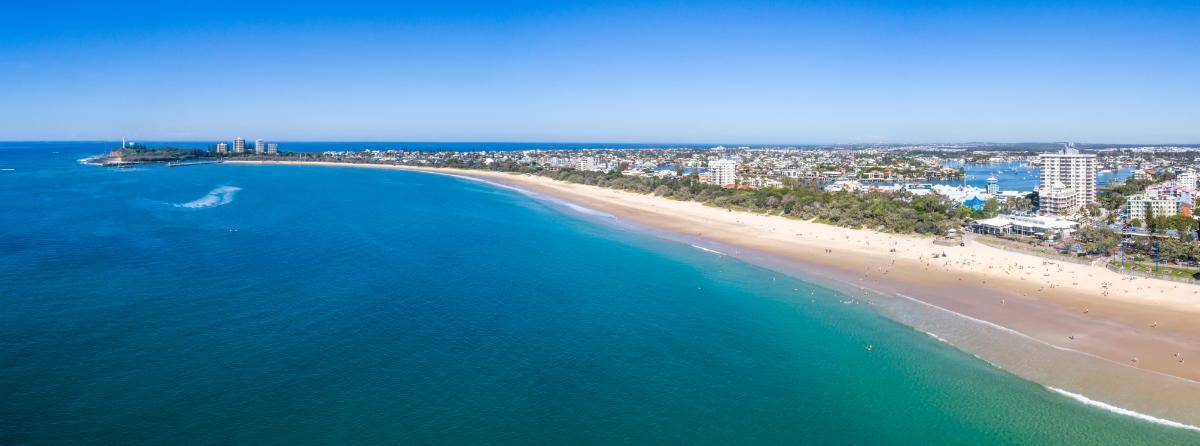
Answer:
xmin=2 ymin=1 xmax=1197 ymax=143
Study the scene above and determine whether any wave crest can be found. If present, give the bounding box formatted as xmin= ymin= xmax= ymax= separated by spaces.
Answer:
xmin=691 ymin=244 xmax=726 ymax=256
xmin=1046 ymin=387 xmax=1200 ymax=432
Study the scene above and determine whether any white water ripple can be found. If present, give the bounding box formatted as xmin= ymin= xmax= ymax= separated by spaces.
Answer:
xmin=1046 ymin=387 xmax=1200 ymax=432
xmin=440 ymin=173 xmax=616 ymax=219
xmin=690 ymin=244 xmax=727 ymax=256
xmin=175 ymin=186 xmax=241 ymax=209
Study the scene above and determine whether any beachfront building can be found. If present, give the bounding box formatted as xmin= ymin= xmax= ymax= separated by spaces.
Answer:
xmin=255 ymin=139 xmax=265 ymax=155
xmin=215 ymin=143 xmax=228 ymax=154
xmin=575 ymin=157 xmax=597 ymax=172
xmin=1127 ymin=193 xmax=1179 ymax=222
xmin=987 ymin=176 xmax=999 ymax=195
xmin=1038 ymin=144 xmax=1097 ymax=214
xmin=708 ymin=159 xmax=738 ymax=187
xmin=970 ymin=214 xmax=1078 ymax=239
xmin=233 ymin=137 xmax=246 ymax=154
xmin=1038 ymin=182 xmax=1079 ymax=216
xmin=267 ymin=143 xmax=278 ymax=155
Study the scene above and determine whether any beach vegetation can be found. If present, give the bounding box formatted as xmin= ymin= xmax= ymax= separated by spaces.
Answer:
xmin=503 ymin=167 xmax=990 ymax=236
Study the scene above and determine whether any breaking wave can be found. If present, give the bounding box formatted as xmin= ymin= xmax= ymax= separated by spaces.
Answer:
xmin=1045 ymin=387 xmax=1200 ymax=432
xmin=691 ymin=244 xmax=726 ymax=256
xmin=175 ymin=186 xmax=241 ymax=209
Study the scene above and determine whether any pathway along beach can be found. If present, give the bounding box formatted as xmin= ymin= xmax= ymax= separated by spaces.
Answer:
xmin=228 ymin=160 xmax=1200 ymax=428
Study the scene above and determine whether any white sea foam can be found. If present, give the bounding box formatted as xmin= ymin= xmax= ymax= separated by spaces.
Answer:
xmin=897 ymin=292 xmax=1200 ymax=430
xmin=894 ymin=292 xmax=1200 ymax=386
xmin=439 ymin=172 xmax=616 ymax=219
xmin=441 ymin=173 xmax=527 ymax=194
xmin=690 ymin=244 xmax=726 ymax=256
xmin=1046 ymin=387 xmax=1200 ymax=432
xmin=175 ymin=186 xmax=241 ymax=209
xmin=555 ymin=199 xmax=616 ymax=218
xmin=925 ymin=331 xmax=950 ymax=344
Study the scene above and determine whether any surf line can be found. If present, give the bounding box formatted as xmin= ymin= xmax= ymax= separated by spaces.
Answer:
xmin=893 ymin=292 xmax=1200 ymax=431
xmin=434 ymin=171 xmax=617 ymax=220
xmin=690 ymin=244 xmax=726 ymax=256
xmin=1046 ymin=386 xmax=1200 ymax=432
xmin=894 ymin=292 xmax=1199 ymax=385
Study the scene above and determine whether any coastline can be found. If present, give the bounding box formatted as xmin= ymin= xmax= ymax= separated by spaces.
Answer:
xmin=224 ymin=160 xmax=1200 ymax=428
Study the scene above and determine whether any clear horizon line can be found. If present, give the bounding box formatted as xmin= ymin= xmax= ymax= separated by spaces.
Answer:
xmin=4 ymin=138 xmax=1200 ymax=146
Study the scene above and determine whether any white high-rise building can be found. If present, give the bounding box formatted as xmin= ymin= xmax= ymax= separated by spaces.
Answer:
xmin=267 ymin=143 xmax=278 ymax=155
xmin=986 ymin=176 xmax=999 ymax=195
xmin=1037 ymin=143 xmax=1096 ymax=215
xmin=254 ymin=139 xmax=265 ymax=155
xmin=215 ymin=143 xmax=228 ymax=154
xmin=708 ymin=159 xmax=738 ymax=187
xmin=1177 ymin=169 xmax=1197 ymax=191
xmin=233 ymin=137 xmax=246 ymax=154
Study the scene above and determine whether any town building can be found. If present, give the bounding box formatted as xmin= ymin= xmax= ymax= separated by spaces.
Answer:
xmin=986 ymin=176 xmax=999 ymax=195
xmin=708 ymin=159 xmax=738 ymax=187
xmin=1038 ymin=182 xmax=1078 ymax=216
xmin=233 ymin=137 xmax=246 ymax=154
xmin=215 ymin=143 xmax=228 ymax=154
xmin=1037 ymin=144 xmax=1096 ymax=214
xmin=575 ymin=157 xmax=596 ymax=172
xmin=267 ymin=143 xmax=278 ymax=155
xmin=970 ymin=214 xmax=1078 ymax=239
xmin=1177 ymin=169 xmax=1197 ymax=191
xmin=1127 ymin=193 xmax=1179 ymax=222
xmin=255 ymin=139 xmax=265 ymax=155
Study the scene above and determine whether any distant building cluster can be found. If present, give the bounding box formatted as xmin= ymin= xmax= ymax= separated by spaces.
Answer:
xmin=216 ymin=137 xmax=275 ymax=155
xmin=186 ymin=139 xmax=1200 ymax=232
xmin=1124 ymin=172 xmax=1196 ymax=222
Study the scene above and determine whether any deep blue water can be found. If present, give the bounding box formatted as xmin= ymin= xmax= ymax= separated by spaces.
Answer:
xmin=0 ymin=142 xmax=1194 ymax=444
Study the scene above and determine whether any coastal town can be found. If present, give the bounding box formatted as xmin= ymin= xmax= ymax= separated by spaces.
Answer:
xmin=17 ymin=0 xmax=1200 ymax=441
xmin=96 ymin=139 xmax=1200 ymax=281
xmin=74 ymin=138 xmax=1200 ymax=432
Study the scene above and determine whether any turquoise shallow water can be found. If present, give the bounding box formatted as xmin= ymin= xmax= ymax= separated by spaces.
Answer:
xmin=0 ymin=142 xmax=1196 ymax=444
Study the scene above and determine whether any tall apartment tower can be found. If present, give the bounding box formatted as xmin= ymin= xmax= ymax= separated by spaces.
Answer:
xmin=215 ymin=143 xmax=228 ymax=154
xmin=1037 ymin=143 xmax=1096 ymax=215
xmin=254 ymin=139 xmax=265 ymax=155
xmin=986 ymin=176 xmax=999 ymax=195
xmin=233 ymin=137 xmax=246 ymax=154
xmin=708 ymin=159 xmax=739 ymax=187
xmin=1177 ymin=169 xmax=1197 ymax=191
xmin=267 ymin=143 xmax=278 ymax=155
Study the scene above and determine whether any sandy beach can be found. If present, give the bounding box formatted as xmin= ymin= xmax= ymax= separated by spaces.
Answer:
xmin=229 ymin=160 xmax=1200 ymax=424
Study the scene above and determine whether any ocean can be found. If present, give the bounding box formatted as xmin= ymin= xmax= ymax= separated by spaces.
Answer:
xmin=0 ymin=142 xmax=1195 ymax=444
